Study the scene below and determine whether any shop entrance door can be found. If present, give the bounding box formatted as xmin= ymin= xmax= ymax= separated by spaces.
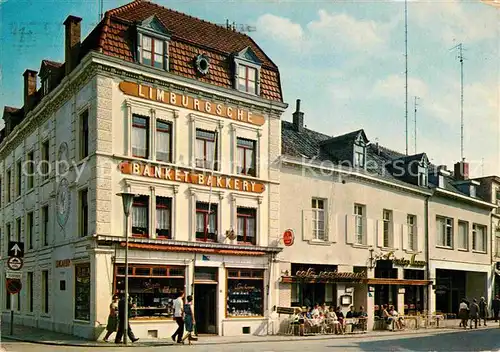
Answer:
xmin=194 ymin=284 xmax=217 ymax=335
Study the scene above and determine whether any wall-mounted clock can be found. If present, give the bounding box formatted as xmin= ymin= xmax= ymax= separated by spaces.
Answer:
xmin=56 ymin=177 xmax=71 ymax=228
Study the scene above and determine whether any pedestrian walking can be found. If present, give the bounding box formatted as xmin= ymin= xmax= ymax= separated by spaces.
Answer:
xmin=492 ymin=295 xmax=500 ymax=322
xmin=469 ymin=298 xmax=479 ymax=329
xmin=171 ymin=290 xmax=185 ymax=344
xmin=115 ymin=294 xmax=139 ymax=344
xmin=479 ymin=297 xmax=488 ymax=326
xmin=182 ymin=295 xmax=197 ymax=345
xmin=103 ymin=295 xmax=120 ymax=342
xmin=458 ymin=299 xmax=469 ymax=329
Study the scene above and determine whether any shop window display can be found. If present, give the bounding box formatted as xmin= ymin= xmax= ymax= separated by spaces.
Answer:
xmin=227 ymin=269 xmax=264 ymax=317
xmin=114 ymin=265 xmax=185 ymax=319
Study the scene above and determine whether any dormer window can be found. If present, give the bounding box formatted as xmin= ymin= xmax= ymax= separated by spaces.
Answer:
xmin=141 ymin=36 xmax=165 ymax=69
xmin=234 ymin=47 xmax=261 ymax=96
xmin=418 ymin=163 xmax=428 ymax=187
xmin=438 ymin=174 xmax=445 ymax=188
xmin=237 ymin=65 xmax=257 ymax=94
xmin=136 ymin=16 xmax=171 ymax=71
xmin=42 ymin=76 xmax=49 ymax=96
xmin=354 ymin=143 xmax=365 ymax=167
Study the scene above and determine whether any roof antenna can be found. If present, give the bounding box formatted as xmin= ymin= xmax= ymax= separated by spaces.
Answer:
xmin=451 ymin=43 xmax=466 ymax=161
xmin=223 ymin=19 xmax=256 ymax=33
xmin=414 ymin=96 xmax=420 ymax=154
xmin=404 ymin=0 xmax=409 ymax=156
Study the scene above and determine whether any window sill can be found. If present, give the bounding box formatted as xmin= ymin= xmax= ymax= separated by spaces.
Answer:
xmin=436 ymin=245 xmax=454 ymax=250
xmin=352 ymin=243 xmax=370 ymax=249
xmin=472 ymin=250 xmax=487 ymax=255
xmin=404 ymin=249 xmax=419 ymax=254
xmin=308 ymin=240 xmax=332 ymax=246
xmin=457 ymin=248 xmax=469 ymax=252
xmin=381 ymin=247 xmax=398 ymax=252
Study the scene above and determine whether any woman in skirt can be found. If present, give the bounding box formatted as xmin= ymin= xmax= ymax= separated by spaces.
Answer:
xmin=103 ymin=295 xmax=120 ymax=342
xmin=182 ymin=295 xmax=196 ymax=345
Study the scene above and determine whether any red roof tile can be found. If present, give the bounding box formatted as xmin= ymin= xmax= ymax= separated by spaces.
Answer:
xmin=80 ymin=0 xmax=283 ymax=102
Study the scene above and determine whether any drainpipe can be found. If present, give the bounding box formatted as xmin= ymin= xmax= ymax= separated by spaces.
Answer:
xmin=425 ymin=193 xmax=432 ymax=313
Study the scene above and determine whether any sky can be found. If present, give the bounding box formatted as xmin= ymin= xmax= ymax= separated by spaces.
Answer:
xmin=0 ymin=0 xmax=498 ymax=177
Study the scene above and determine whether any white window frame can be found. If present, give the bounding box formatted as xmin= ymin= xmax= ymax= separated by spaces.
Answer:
xmin=418 ymin=164 xmax=428 ymax=187
xmin=407 ymin=214 xmax=417 ymax=251
xmin=311 ymin=198 xmax=326 ymax=241
xmin=354 ymin=204 xmax=365 ymax=245
xmin=472 ymin=223 xmax=487 ymax=253
xmin=353 ymin=143 xmax=365 ymax=168
xmin=136 ymin=20 xmax=170 ymax=71
xmin=234 ymin=49 xmax=262 ymax=96
xmin=383 ymin=209 xmax=393 ymax=248
xmin=457 ymin=220 xmax=468 ymax=251
xmin=437 ymin=216 xmax=453 ymax=248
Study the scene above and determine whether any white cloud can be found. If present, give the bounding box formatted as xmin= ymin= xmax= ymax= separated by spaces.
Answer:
xmin=255 ymin=14 xmax=305 ymax=51
xmin=372 ymin=75 xmax=429 ymax=99
xmin=411 ymin=0 xmax=496 ymax=43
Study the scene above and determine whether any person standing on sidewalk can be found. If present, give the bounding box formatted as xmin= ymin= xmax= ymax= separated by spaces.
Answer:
xmin=171 ymin=291 xmax=185 ymax=344
xmin=458 ymin=299 xmax=469 ymax=329
xmin=182 ymin=295 xmax=197 ymax=345
xmin=115 ymin=294 xmax=139 ymax=344
xmin=492 ymin=295 xmax=500 ymax=322
xmin=479 ymin=297 xmax=487 ymax=326
xmin=469 ymin=298 xmax=479 ymax=329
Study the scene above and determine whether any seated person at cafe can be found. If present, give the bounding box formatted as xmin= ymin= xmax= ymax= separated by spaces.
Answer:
xmin=389 ymin=306 xmax=404 ymax=330
xmin=321 ymin=303 xmax=328 ymax=314
xmin=356 ymin=306 xmax=368 ymax=331
xmin=382 ymin=305 xmax=394 ymax=328
xmin=358 ymin=306 xmax=368 ymax=318
xmin=335 ymin=306 xmax=345 ymax=325
xmin=326 ymin=309 xmax=343 ymax=335
xmin=305 ymin=307 xmax=313 ymax=319
xmin=346 ymin=305 xmax=358 ymax=318
xmin=311 ymin=304 xmax=321 ymax=318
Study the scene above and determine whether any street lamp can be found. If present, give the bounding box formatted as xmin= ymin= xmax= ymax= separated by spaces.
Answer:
xmin=117 ymin=192 xmax=134 ymax=345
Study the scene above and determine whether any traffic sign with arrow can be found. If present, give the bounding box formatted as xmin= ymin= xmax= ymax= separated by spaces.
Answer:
xmin=8 ymin=241 xmax=24 ymax=258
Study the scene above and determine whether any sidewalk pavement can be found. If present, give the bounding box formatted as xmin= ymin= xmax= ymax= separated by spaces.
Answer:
xmin=1 ymin=320 xmax=498 ymax=348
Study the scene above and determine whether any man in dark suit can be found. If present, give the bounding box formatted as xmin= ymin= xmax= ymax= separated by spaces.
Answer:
xmin=115 ymin=294 xmax=139 ymax=344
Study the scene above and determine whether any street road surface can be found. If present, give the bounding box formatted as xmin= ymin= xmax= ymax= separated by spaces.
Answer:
xmin=2 ymin=329 xmax=500 ymax=351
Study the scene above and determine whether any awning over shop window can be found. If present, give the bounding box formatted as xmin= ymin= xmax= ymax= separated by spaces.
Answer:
xmin=366 ymin=278 xmax=432 ymax=286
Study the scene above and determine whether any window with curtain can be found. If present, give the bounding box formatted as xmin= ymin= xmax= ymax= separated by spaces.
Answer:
xmin=132 ymin=115 xmax=149 ymax=158
xmin=156 ymin=197 xmax=171 ymax=239
xmin=437 ymin=216 xmax=453 ymax=247
xmin=472 ymin=224 xmax=487 ymax=252
xmin=458 ymin=221 xmax=468 ymax=250
xmin=236 ymin=138 xmax=256 ymax=176
xmin=407 ymin=215 xmax=417 ymax=251
xmin=156 ymin=120 xmax=172 ymax=162
xmin=237 ymin=207 xmax=256 ymax=245
xmin=141 ymin=35 xmax=165 ymax=69
xmin=132 ymin=195 xmax=149 ymax=238
xmin=195 ymin=129 xmax=217 ymax=170
xmin=237 ymin=64 xmax=257 ymax=94
xmin=196 ymin=202 xmax=217 ymax=242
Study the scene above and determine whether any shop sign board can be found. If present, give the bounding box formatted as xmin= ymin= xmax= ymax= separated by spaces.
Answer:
xmin=119 ymin=81 xmax=265 ymax=126
xmin=120 ymin=161 xmax=266 ymax=194
xmin=283 ymin=229 xmax=294 ymax=246
xmin=382 ymin=251 xmax=426 ymax=268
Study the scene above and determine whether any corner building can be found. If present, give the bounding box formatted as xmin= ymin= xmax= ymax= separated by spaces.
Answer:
xmin=0 ymin=0 xmax=286 ymax=339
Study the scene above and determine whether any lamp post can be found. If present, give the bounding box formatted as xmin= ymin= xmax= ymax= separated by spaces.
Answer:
xmin=117 ymin=192 xmax=134 ymax=345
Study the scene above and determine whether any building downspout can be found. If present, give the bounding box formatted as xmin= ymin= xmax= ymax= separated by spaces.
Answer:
xmin=425 ymin=194 xmax=432 ymax=312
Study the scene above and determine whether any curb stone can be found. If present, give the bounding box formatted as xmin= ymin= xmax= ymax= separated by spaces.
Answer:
xmin=1 ymin=326 xmax=497 ymax=348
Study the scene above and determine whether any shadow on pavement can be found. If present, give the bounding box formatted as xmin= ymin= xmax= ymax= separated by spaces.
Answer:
xmin=328 ymin=329 xmax=500 ymax=352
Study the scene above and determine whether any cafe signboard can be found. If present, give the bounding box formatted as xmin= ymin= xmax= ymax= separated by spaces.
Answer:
xmin=382 ymin=251 xmax=426 ymax=268
xmin=281 ymin=268 xmax=366 ymax=283
xmin=120 ymin=161 xmax=265 ymax=194
xmin=119 ymin=81 xmax=265 ymax=127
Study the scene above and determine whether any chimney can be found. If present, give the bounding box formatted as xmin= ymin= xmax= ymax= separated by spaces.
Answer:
xmin=292 ymin=99 xmax=304 ymax=132
xmin=454 ymin=159 xmax=469 ymax=181
xmin=63 ymin=15 xmax=82 ymax=76
xmin=23 ymin=69 xmax=38 ymax=110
